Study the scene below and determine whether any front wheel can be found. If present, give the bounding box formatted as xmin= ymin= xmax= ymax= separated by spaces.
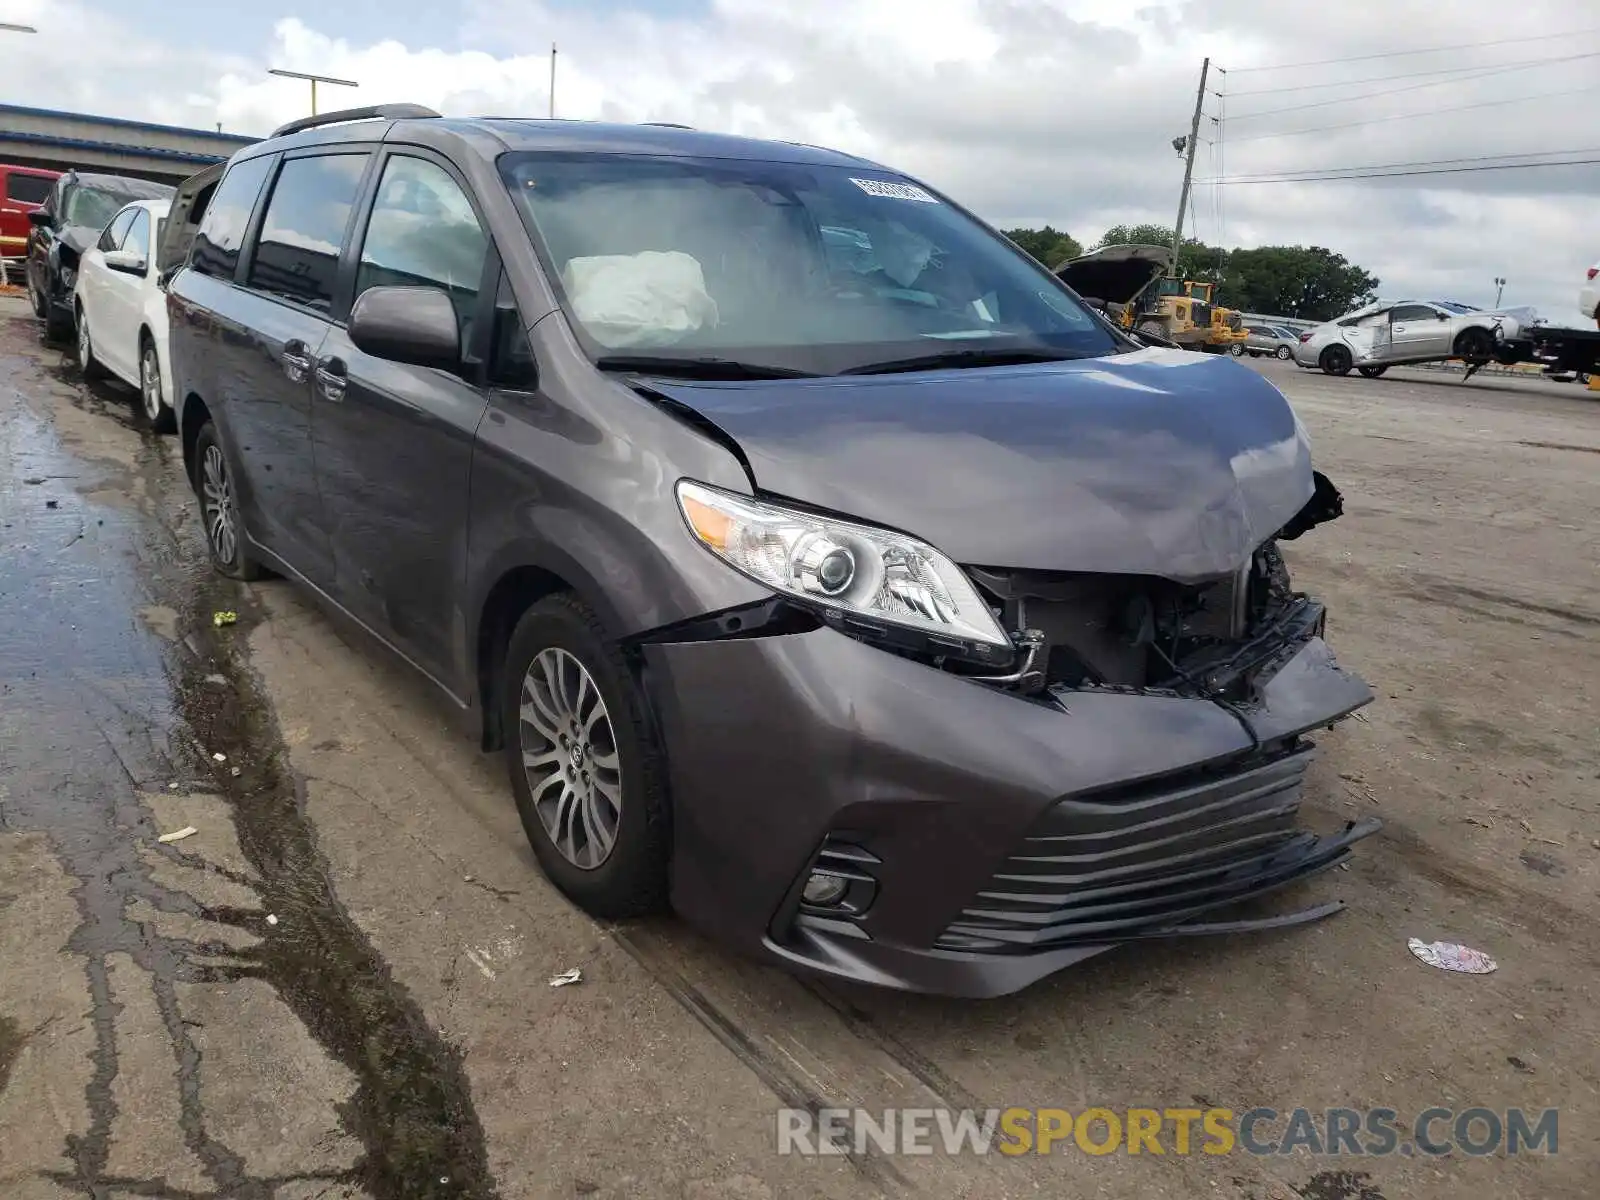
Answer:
xmin=1320 ymin=344 xmax=1353 ymax=376
xmin=502 ymin=593 xmax=670 ymax=919
xmin=1454 ymin=326 xmax=1494 ymax=361
xmin=139 ymin=338 xmax=175 ymax=433
xmin=1276 ymin=345 xmax=1292 ymax=360
xmin=1357 ymin=365 xmax=1387 ymax=379
xmin=193 ymin=421 xmax=265 ymax=580
xmin=1229 ymin=343 xmax=1245 ymax=356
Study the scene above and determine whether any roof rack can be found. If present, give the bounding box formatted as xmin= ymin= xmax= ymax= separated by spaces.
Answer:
xmin=269 ymin=103 xmax=442 ymax=140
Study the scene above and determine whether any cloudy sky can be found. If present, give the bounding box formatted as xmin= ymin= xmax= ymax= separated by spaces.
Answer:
xmin=6 ymin=0 xmax=1596 ymax=320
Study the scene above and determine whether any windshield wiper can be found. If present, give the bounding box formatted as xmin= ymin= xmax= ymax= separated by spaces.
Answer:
xmin=838 ymin=347 xmax=1094 ymax=375
xmin=595 ymin=354 xmax=818 ymax=380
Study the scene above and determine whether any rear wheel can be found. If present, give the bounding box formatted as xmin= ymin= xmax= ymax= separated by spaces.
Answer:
xmin=1276 ymin=345 xmax=1292 ymax=360
xmin=1229 ymin=343 xmax=1245 ymax=356
xmin=1357 ymin=365 xmax=1387 ymax=379
xmin=1319 ymin=344 xmax=1353 ymax=376
xmin=75 ymin=305 xmax=104 ymax=380
xmin=194 ymin=421 xmax=265 ymax=580
xmin=502 ymin=593 xmax=670 ymax=918
xmin=139 ymin=337 xmax=176 ymax=433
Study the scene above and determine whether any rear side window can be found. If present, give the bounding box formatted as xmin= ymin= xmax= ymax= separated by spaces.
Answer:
xmin=6 ymin=172 xmax=51 ymax=205
xmin=192 ymin=156 xmax=273 ymax=280
xmin=1390 ymin=304 xmax=1437 ymax=322
xmin=248 ymin=153 xmax=369 ymax=313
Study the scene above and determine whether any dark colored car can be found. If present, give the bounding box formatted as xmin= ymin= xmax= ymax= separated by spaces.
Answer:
xmin=164 ymin=104 xmax=1376 ymax=998
xmin=26 ymin=170 xmax=173 ymax=337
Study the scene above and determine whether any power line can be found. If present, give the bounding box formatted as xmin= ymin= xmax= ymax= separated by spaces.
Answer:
xmin=1225 ymin=52 xmax=1600 ymax=97
xmin=1225 ymin=82 xmax=1600 ymax=143
xmin=1225 ymin=52 xmax=1600 ymax=120
xmin=1225 ymin=27 xmax=1600 ymax=73
xmin=1201 ymin=158 xmax=1600 ymax=186
xmin=1207 ymin=147 xmax=1600 ymax=183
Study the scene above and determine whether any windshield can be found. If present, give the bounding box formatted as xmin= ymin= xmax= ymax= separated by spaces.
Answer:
xmin=64 ymin=185 xmax=137 ymax=231
xmin=499 ymin=152 xmax=1119 ymax=374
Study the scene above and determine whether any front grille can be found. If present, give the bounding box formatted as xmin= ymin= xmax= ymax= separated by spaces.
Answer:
xmin=937 ymin=746 xmax=1327 ymax=953
xmin=1190 ymin=300 xmax=1212 ymax=327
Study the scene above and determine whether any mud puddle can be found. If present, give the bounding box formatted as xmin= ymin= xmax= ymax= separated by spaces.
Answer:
xmin=1 ymin=314 xmax=497 ymax=1198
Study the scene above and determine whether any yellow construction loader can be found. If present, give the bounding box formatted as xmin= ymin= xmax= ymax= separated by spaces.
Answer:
xmin=1054 ymin=244 xmax=1249 ymax=352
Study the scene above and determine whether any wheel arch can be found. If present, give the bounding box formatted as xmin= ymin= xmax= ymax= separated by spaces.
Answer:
xmin=179 ymin=392 xmax=211 ymax=487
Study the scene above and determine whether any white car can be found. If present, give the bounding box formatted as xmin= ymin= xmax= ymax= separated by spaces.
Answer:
xmin=1582 ymin=257 xmax=1599 ymax=328
xmin=72 ymin=197 xmax=175 ymax=431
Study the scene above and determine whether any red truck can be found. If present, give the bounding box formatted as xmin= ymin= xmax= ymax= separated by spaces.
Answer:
xmin=1 ymin=163 xmax=61 ymax=281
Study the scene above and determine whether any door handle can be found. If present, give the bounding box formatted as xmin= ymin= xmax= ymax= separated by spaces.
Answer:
xmin=281 ymin=338 xmax=311 ymax=382
xmin=315 ymin=356 xmax=347 ymax=402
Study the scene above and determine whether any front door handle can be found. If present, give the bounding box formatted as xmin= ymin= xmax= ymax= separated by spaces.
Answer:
xmin=281 ymin=338 xmax=312 ymax=382
xmin=315 ymin=356 xmax=347 ymax=402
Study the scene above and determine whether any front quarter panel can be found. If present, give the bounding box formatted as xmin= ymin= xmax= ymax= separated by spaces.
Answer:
xmin=467 ymin=313 xmax=772 ymax=643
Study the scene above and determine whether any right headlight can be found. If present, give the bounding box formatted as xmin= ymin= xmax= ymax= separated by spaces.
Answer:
xmin=676 ymin=480 xmax=1011 ymax=664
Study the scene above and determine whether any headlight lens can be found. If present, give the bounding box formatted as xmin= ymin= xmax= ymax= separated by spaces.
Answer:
xmin=676 ymin=480 xmax=1009 ymax=656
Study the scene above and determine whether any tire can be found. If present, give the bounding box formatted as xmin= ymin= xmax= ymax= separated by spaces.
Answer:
xmin=193 ymin=421 xmax=265 ymax=580
xmin=1454 ymin=326 xmax=1494 ymax=361
xmin=1229 ymin=343 xmax=1245 ymax=356
xmin=502 ymin=593 xmax=670 ymax=919
xmin=1276 ymin=345 xmax=1292 ymax=360
xmin=1135 ymin=318 xmax=1167 ymax=340
xmin=139 ymin=336 xmax=175 ymax=433
xmin=27 ymin=272 xmax=46 ymax=318
xmin=1319 ymin=344 xmax=1353 ymax=376
xmin=75 ymin=304 xmax=105 ymax=380
xmin=1357 ymin=365 xmax=1387 ymax=379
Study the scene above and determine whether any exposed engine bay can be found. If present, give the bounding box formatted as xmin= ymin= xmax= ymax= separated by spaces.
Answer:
xmin=955 ymin=471 xmax=1347 ymax=697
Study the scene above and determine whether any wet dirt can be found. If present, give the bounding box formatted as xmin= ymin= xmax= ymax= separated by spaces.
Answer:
xmin=1 ymin=312 xmax=496 ymax=1198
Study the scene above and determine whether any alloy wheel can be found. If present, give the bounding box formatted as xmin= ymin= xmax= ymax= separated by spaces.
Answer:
xmin=1276 ymin=345 xmax=1292 ymax=360
xmin=141 ymin=344 xmax=162 ymax=421
xmin=200 ymin=443 xmax=238 ymax=565
xmin=517 ymin=647 xmax=622 ymax=870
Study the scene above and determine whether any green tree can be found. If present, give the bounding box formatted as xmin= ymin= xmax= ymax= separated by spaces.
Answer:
xmin=1094 ymin=224 xmax=1226 ymax=282
xmin=1001 ymin=226 xmax=1083 ymax=270
xmin=1218 ymin=246 xmax=1379 ymax=321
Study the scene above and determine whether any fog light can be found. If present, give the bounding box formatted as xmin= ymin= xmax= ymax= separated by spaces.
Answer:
xmin=801 ymin=872 xmax=848 ymax=906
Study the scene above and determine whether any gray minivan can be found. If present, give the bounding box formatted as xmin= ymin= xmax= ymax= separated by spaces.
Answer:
xmin=163 ymin=104 xmax=1375 ymax=997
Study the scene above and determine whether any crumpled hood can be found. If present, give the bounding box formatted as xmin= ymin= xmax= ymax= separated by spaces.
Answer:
xmin=58 ymin=225 xmax=99 ymax=256
xmin=644 ymin=348 xmax=1316 ymax=582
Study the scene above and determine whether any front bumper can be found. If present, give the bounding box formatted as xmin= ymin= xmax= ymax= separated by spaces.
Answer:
xmin=643 ymin=605 xmax=1376 ymax=998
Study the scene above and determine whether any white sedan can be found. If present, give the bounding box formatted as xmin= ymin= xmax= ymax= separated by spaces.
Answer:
xmin=72 ymin=197 xmax=176 ymax=431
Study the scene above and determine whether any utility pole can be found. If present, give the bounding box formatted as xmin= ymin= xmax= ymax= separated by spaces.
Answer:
xmin=1172 ymin=56 xmax=1210 ymax=271
xmin=549 ymin=43 xmax=557 ymax=119
xmin=1494 ymin=276 xmax=1506 ymax=307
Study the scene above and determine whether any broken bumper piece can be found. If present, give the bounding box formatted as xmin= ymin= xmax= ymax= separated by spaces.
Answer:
xmin=643 ymin=602 xmax=1378 ymax=999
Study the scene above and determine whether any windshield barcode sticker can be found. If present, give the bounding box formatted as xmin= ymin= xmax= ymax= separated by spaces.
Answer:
xmin=850 ymin=178 xmax=939 ymax=203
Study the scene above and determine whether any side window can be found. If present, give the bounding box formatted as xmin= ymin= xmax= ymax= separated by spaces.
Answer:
xmin=1390 ymin=304 xmax=1436 ymax=323
xmin=98 ymin=209 xmax=136 ymax=253
xmin=192 ymin=156 xmax=274 ymax=280
xmin=488 ymin=271 xmax=537 ymax=389
xmin=355 ymin=155 xmax=488 ymax=340
xmin=6 ymin=172 xmax=52 ymax=205
xmin=247 ymin=153 xmax=369 ymax=313
xmin=124 ymin=209 xmax=152 ymax=263
xmin=246 ymin=153 xmax=368 ymax=315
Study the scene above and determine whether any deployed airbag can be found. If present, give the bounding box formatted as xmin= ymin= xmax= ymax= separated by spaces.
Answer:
xmin=562 ymin=250 xmax=720 ymax=348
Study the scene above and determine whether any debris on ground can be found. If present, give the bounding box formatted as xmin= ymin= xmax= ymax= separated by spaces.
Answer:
xmin=266 ymin=914 xmax=278 ymax=926
xmin=23 ymin=476 xmax=44 ymax=485
xmin=549 ymin=968 xmax=583 ymax=988
xmin=212 ymin=752 xmax=227 ymax=762
xmin=205 ymin=673 xmax=228 ymax=686
xmin=157 ymin=826 xmax=198 ymax=844
xmin=212 ymin=610 xmax=238 ymax=627
xmin=45 ymin=499 xmax=58 ymax=509
xmin=230 ymin=766 xmax=241 ymax=776
xmin=1408 ymin=938 xmax=1498 ymax=974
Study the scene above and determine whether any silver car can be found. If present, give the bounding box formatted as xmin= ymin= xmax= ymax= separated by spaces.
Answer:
xmin=1233 ymin=323 xmax=1299 ymax=360
xmin=1295 ymin=299 xmax=1533 ymax=377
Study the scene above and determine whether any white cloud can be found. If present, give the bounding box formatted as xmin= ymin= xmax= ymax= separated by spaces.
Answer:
xmin=7 ymin=0 xmax=1596 ymax=320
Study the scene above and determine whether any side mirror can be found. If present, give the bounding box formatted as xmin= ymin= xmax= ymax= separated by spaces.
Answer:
xmin=348 ymin=285 xmax=460 ymax=371
xmin=103 ymin=248 xmax=148 ymax=275
xmin=27 ymin=209 xmax=52 ymax=228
